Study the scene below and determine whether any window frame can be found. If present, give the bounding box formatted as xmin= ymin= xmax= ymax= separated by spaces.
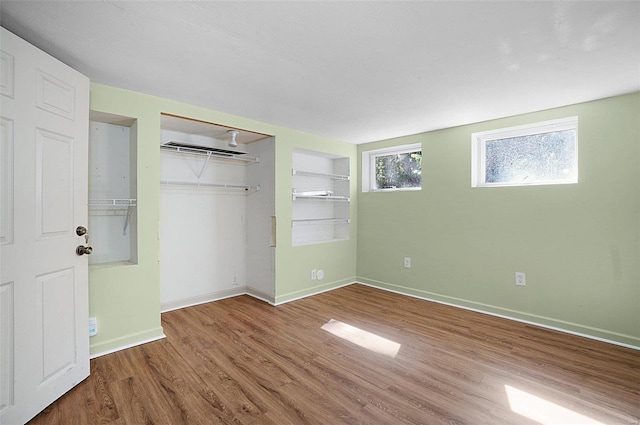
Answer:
xmin=471 ymin=116 xmax=578 ymax=188
xmin=362 ymin=142 xmax=422 ymax=192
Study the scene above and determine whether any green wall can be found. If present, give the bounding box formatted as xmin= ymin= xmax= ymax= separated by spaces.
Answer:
xmin=89 ymin=84 xmax=357 ymax=356
xmin=89 ymin=84 xmax=637 ymax=354
xmin=356 ymin=93 xmax=640 ymax=347
xmin=275 ymin=137 xmax=358 ymax=304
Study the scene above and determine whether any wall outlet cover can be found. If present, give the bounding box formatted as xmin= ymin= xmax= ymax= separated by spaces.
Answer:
xmin=515 ymin=272 xmax=526 ymax=286
xmin=89 ymin=317 xmax=97 ymax=336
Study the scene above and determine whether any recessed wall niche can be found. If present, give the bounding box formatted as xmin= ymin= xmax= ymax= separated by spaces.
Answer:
xmin=88 ymin=112 xmax=138 ymax=266
xmin=292 ymin=149 xmax=350 ymax=246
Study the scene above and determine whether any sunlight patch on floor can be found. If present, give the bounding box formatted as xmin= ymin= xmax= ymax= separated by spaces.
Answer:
xmin=321 ymin=319 xmax=401 ymax=358
xmin=505 ymin=385 xmax=605 ymax=425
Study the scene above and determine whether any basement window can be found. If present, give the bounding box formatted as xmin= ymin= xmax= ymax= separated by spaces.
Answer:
xmin=362 ymin=143 xmax=422 ymax=192
xmin=471 ymin=117 xmax=578 ymax=187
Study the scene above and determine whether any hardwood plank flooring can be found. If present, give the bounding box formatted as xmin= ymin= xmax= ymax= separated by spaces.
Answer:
xmin=28 ymin=284 xmax=640 ymax=425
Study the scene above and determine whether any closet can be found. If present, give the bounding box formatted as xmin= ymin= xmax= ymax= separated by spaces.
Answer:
xmin=159 ymin=114 xmax=275 ymax=311
xmin=88 ymin=112 xmax=138 ymax=266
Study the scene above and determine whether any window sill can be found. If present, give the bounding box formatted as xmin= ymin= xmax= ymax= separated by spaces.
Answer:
xmin=365 ymin=187 xmax=422 ymax=193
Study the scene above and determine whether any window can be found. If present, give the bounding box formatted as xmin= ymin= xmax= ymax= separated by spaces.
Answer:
xmin=471 ymin=117 xmax=578 ymax=187
xmin=362 ymin=143 xmax=422 ymax=192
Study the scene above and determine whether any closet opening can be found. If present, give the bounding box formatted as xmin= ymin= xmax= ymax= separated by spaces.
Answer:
xmin=159 ymin=114 xmax=275 ymax=311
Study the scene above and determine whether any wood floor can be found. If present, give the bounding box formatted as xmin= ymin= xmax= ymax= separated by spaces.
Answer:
xmin=28 ymin=284 xmax=639 ymax=425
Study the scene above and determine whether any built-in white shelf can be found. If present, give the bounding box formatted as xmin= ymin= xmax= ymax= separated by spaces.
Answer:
xmin=88 ymin=198 xmax=137 ymax=209
xmin=291 ymin=149 xmax=350 ymax=246
xmin=292 ymin=218 xmax=350 ymax=226
xmin=292 ymin=194 xmax=350 ymax=201
xmin=292 ymin=169 xmax=350 ymax=181
xmin=160 ymin=180 xmax=260 ymax=192
xmin=88 ymin=199 xmax=137 ymax=234
xmin=292 ymin=192 xmax=349 ymax=202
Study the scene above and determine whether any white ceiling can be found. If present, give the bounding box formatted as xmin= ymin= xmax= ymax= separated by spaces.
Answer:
xmin=1 ymin=1 xmax=639 ymax=144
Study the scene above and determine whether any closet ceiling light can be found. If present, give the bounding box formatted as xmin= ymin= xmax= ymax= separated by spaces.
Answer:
xmin=227 ymin=130 xmax=239 ymax=147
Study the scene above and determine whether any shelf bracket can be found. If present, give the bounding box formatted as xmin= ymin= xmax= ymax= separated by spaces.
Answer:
xmin=195 ymin=152 xmax=212 ymax=179
xmin=123 ymin=205 xmax=136 ymax=235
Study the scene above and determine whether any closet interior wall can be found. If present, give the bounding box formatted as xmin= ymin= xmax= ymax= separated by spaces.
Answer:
xmin=159 ymin=121 xmax=274 ymax=311
xmin=245 ymin=138 xmax=276 ymax=302
xmin=88 ymin=115 xmax=138 ymax=266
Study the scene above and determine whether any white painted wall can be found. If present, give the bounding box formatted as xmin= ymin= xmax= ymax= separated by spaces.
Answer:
xmin=160 ymin=188 xmax=247 ymax=308
xmin=246 ymin=138 xmax=276 ymax=301
xmin=160 ymin=129 xmax=274 ymax=310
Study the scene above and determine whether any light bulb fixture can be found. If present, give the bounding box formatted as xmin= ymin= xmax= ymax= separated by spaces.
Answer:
xmin=227 ymin=130 xmax=239 ymax=148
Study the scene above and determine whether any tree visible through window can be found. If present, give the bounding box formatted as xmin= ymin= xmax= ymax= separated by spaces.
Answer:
xmin=362 ymin=142 xmax=422 ymax=192
xmin=375 ymin=151 xmax=422 ymax=189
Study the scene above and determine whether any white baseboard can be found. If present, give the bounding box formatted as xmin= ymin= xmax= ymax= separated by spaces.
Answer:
xmin=93 ymin=278 xmax=637 ymax=359
xmin=355 ymin=279 xmax=640 ymax=351
xmin=246 ymin=287 xmax=275 ymax=304
xmin=274 ymin=278 xmax=355 ymax=305
xmin=161 ymin=287 xmax=247 ymax=313
xmin=90 ymin=327 xmax=166 ymax=359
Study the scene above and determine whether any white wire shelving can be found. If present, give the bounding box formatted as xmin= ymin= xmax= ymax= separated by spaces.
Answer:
xmin=292 ymin=190 xmax=349 ymax=202
xmin=161 ymin=143 xmax=259 ymax=164
xmin=88 ymin=199 xmax=137 ymax=234
xmin=160 ymin=180 xmax=260 ymax=192
xmin=291 ymin=218 xmax=350 ymax=227
xmin=292 ymin=169 xmax=350 ymax=181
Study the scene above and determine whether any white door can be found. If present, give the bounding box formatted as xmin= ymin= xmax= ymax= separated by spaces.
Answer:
xmin=0 ymin=27 xmax=90 ymax=425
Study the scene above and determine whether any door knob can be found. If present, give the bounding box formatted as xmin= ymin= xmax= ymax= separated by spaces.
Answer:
xmin=76 ymin=226 xmax=89 ymax=243
xmin=76 ymin=245 xmax=93 ymax=256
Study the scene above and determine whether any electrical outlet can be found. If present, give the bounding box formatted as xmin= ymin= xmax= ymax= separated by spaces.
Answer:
xmin=515 ymin=272 xmax=526 ymax=286
xmin=317 ymin=269 xmax=325 ymax=280
xmin=404 ymin=257 xmax=411 ymax=268
xmin=89 ymin=317 xmax=97 ymax=336
xmin=311 ymin=269 xmax=317 ymax=280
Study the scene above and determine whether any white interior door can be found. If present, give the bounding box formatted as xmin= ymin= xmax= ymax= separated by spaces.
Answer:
xmin=0 ymin=27 xmax=90 ymax=425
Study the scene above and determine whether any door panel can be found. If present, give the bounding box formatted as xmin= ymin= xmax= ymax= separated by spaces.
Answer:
xmin=0 ymin=50 xmax=14 ymax=98
xmin=37 ymin=70 xmax=76 ymax=119
xmin=38 ymin=268 xmax=76 ymax=383
xmin=0 ymin=281 xmax=14 ymax=413
xmin=0 ymin=116 xmax=14 ymax=245
xmin=0 ymin=27 xmax=90 ymax=425
xmin=36 ymin=129 xmax=74 ymax=237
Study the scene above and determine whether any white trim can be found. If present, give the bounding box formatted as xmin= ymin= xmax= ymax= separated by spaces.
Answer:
xmin=370 ymin=186 xmax=422 ymax=193
xmin=354 ymin=280 xmax=639 ymax=351
xmin=90 ymin=334 xmax=166 ymax=359
xmin=473 ymin=116 xmax=578 ymax=141
xmin=366 ymin=143 xmax=422 ymax=157
xmin=245 ymin=287 xmax=276 ymax=305
xmin=274 ymin=280 xmax=355 ymax=306
xmin=471 ymin=116 xmax=578 ymax=187
xmin=93 ymin=281 xmax=638 ymax=359
xmin=362 ymin=142 xmax=422 ymax=192
xmin=161 ymin=287 xmax=247 ymax=313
